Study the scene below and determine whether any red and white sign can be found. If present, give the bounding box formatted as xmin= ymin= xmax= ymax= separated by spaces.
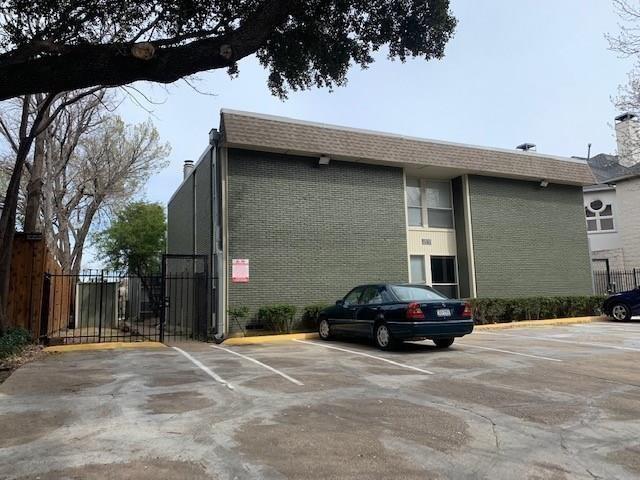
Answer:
xmin=232 ymin=259 xmax=249 ymax=283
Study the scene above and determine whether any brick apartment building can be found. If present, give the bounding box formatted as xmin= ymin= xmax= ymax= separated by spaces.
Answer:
xmin=167 ymin=110 xmax=595 ymax=335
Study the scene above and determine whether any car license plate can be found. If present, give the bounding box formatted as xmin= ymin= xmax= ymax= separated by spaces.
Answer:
xmin=437 ymin=308 xmax=451 ymax=317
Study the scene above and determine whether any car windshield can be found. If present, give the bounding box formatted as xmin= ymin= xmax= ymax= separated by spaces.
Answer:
xmin=391 ymin=285 xmax=448 ymax=302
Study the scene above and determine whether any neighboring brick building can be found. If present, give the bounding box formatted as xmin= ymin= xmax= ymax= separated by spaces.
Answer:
xmin=584 ymin=113 xmax=640 ymax=273
xmin=168 ymin=110 xmax=595 ymax=335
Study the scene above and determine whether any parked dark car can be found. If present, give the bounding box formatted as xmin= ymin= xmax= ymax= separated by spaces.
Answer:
xmin=318 ymin=283 xmax=474 ymax=350
xmin=603 ymin=287 xmax=640 ymax=321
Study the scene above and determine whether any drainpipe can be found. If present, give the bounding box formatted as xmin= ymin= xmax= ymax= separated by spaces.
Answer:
xmin=209 ymin=129 xmax=224 ymax=343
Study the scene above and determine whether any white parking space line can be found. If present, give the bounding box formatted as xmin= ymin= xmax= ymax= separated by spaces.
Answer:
xmin=584 ymin=323 xmax=640 ymax=333
xmin=294 ymin=340 xmax=434 ymax=375
xmin=458 ymin=343 xmax=562 ymax=362
xmin=211 ymin=345 xmax=304 ymax=386
xmin=478 ymin=331 xmax=640 ymax=352
xmin=172 ymin=347 xmax=234 ymax=390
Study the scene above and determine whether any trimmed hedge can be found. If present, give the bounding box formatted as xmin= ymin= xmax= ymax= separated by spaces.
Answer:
xmin=470 ymin=296 xmax=606 ymax=325
xmin=257 ymin=304 xmax=298 ymax=333
xmin=301 ymin=303 xmax=331 ymax=329
xmin=0 ymin=328 xmax=32 ymax=360
xmin=237 ymin=295 xmax=605 ymax=334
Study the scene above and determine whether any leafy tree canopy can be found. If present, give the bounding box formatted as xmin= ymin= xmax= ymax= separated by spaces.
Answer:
xmin=0 ymin=0 xmax=456 ymax=100
xmin=96 ymin=201 xmax=166 ymax=275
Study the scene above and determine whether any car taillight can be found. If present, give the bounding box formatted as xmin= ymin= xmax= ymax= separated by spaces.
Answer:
xmin=406 ymin=302 xmax=425 ymax=320
xmin=462 ymin=302 xmax=472 ymax=319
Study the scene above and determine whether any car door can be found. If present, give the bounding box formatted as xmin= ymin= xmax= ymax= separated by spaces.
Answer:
xmin=332 ymin=287 xmax=364 ymax=334
xmin=355 ymin=286 xmax=386 ymax=337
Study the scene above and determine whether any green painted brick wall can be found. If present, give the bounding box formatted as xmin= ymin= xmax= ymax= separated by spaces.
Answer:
xmin=227 ymin=149 xmax=408 ymax=331
xmin=468 ymin=175 xmax=593 ymax=297
xmin=167 ymin=175 xmax=194 ymax=258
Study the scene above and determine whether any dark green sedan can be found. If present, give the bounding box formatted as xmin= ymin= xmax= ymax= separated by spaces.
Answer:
xmin=318 ymin=283 xmax=474 ymax=350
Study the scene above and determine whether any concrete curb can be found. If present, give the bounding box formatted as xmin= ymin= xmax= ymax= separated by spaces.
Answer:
xmin=223 ymin=332 xmax=319 ymax=346
xmin=223 ymin=316 xmax=609 ymax=345
xmin=43 ymin=342 xmax=167 ymax=353
xmin=474 ymin=315 xmax=608 ymax=330
xmin=42 ymin=317 xmax=609 ymax=351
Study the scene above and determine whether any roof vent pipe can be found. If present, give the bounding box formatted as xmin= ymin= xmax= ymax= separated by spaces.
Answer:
xmin=516 ymin=143 xmax=536 ymax=152
xmin=183 ymin=160 xmax=194 ymax=179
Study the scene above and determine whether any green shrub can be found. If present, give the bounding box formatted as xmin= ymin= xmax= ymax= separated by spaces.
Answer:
xmin=470 ymin=296 xmax=606 ymax=324
xmin=227 ymin=306 xmax=250 ymax=336
xmin=0 ymin=328 xmax=32 ymax=360
xmin=301 ymin=304 xmax=330 ymax=329
xmin=257 ymin=304 xmax=297 ymax=333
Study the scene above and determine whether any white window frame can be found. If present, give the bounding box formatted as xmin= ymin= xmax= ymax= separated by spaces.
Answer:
xmin=405 ymin=177 xmax=455 ymax=230
xmin=409 ymin=254 xmax=427 ymax=284
xmin=585 ymin=199 xmax=615 ymax=233
xmin=405 ymin=177 xmax=423 ymax=227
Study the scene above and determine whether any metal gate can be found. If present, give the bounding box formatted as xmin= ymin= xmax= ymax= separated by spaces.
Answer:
xmin=41 ymin=271 xmax=163 ymax=344
xmin=160 ymin=254 xmax=211 ymax=343
xmin=41 ymin=255 xmax=213 ymax=344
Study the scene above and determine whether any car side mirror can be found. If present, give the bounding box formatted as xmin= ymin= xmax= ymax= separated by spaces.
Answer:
xmin=336 ymin=299 xmax=344 ymax=307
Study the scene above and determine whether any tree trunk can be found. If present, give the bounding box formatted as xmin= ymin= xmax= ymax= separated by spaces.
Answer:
xmin=71 ymin=251 xmax=83 ymax=277
xmin=0 ymin=140 xmax=33 ymax=332
xmin=23 ymin=128 xmax=46 ymax=232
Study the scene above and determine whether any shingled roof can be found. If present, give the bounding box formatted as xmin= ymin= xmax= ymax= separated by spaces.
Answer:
xmin=220 ymin=110 xmax=596 ymax=186
xmin=586 ymin=153 xmax=640 ymax=184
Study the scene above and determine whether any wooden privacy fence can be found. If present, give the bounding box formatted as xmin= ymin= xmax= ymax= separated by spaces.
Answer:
xmin=7 ymin=233 xmax=70 ymax=338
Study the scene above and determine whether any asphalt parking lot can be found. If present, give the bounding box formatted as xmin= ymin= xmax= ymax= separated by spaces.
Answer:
xmin=1 ymin=321 xmax=640 ymax=480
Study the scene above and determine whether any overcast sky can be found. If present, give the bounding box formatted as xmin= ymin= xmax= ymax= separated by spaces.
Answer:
xmin=118 ymin=0 xmax=634 ymax=206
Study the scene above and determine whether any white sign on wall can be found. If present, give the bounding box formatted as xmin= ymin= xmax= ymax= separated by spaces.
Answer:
xmin=232 ymin=259 xmax=249 ymax=283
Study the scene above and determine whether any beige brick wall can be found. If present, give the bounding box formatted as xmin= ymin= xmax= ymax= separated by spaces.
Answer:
xmin=617 ymin=177 xmax=640 ymax=268
xmin=591 ymin=248 xmax=626 ymax=270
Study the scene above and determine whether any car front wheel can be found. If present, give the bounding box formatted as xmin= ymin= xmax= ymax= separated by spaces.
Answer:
xmin=318 ymin=318 xmax=332 ymax=340
xmin=433 ymin=337 xmax=455 ymax=348
xmin=611 ymin=303 xmax=632 ymax=321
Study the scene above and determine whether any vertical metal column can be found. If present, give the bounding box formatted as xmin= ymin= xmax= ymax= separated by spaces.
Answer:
xmin=97 ymin=271 xmax=104 ymax=342
xmin=160 ymin=259 xmax=166 ymax=343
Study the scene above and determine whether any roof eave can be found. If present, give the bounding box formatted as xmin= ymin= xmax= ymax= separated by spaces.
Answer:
xmin=223 ymin=140 xmax=595 ymax=187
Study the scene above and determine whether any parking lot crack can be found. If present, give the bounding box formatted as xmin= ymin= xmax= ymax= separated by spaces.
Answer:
xmin=585 ymin=468 xmax=603 ymax=480
xmin=559 ymin=431 xmax=570 ymax=454
xmin=435 ymin=401 xmax=501 ymax=451
xmin=559 ymin=430 xmax=606 ymax=480
xmin=562 ymin=369 xmax=640 ymax=390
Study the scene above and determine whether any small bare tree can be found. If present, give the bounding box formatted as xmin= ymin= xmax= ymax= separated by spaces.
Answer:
xmin=606 ymin=0 xmax=640 ymax=165
xmin=0 ymin=88 xmax=102 ymax=331
xmin=42 ymin=110 xmax=170 ymax=274
xmin=606 ymin=0 xmax=640 ymax=107
xmin=0 ymin=91 xmax=169 ymax=329
xmin=608 ymin=0 xmax=640 ymax=112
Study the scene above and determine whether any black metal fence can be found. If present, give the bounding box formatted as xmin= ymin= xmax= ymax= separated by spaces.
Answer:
xmin=162 ymin=272 xmax=211 ymax=343
xmin=41 ymin=269 xmax=213 ymax=344
xmin=593 ymin=268 xmax=640 ymax=295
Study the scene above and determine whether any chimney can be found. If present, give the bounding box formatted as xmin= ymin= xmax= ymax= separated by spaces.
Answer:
xmin=615 ymin=112 xmax=640 ymax=167
xmin=183 ymin=160 xmax=194 ymax=179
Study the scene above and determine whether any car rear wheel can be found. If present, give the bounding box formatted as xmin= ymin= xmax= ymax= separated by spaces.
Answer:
xmin=611 ymin=303 xmax=632 ymax=321
xmin=318 ymin=318 xmax=332 ymax=340
xmin=433 ymin=337 xmax=455 ymax=348
xmin=374 ymin=323 xmax=396 ymax=350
